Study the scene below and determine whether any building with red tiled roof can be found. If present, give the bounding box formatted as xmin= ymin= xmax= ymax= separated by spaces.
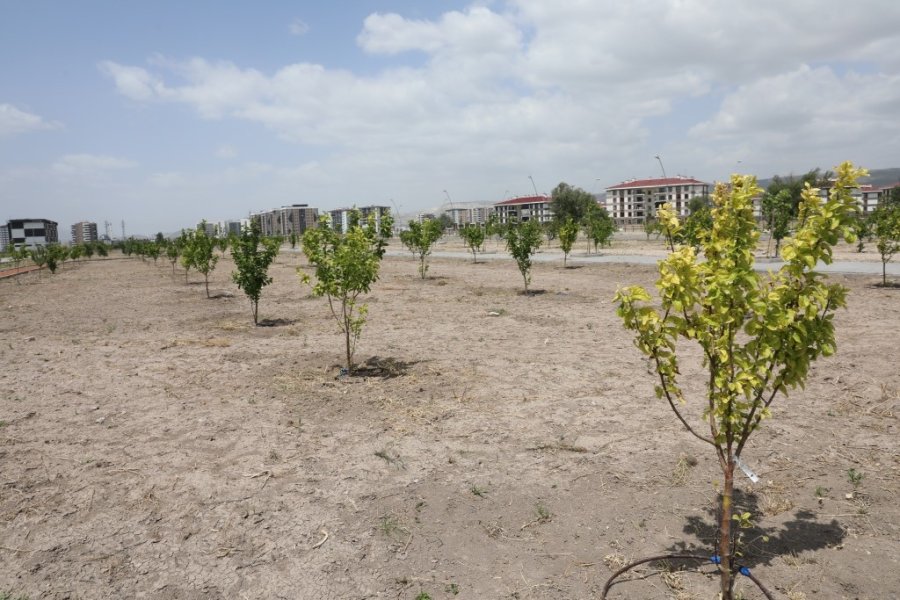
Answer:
xmin=492 ymin=195 xmax=552 ymax=225
xmin=605 ymin=176 xmax=710 ymax=225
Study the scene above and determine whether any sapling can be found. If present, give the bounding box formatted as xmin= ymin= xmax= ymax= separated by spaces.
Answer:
xmin=190 ymin=223 xmax=219 ymax=298
xmin=301 ymin=210 xmax=393 ymax=373
xmin=30 ymin=245 xmax=47 ymax=278
xmin=505 ymin=218 xmax=543 ymax=294
xmin=614 ymin=162 xmax=865 ymax=599
xmin=400 ymin=219 xmax=443 ymax=278
xmin=871 ymin=203 xmax=900 ymax=286
xmin=459 ymin=224 xmax=485 ymax=263
xmin=557 ymin=217 xmax=578 ymax=266
xmin=231 ymin=220 xmax=280 ymax=325
xmin=7 ymin=245 xmax=30 ymax=284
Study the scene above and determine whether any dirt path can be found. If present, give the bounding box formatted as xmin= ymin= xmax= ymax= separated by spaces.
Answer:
xmin=1 ymin=252 xmax=897 ymax=599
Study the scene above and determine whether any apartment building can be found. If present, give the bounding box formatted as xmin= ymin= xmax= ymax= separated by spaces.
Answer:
xmin=70 ymin=221 xmax=98 ymax=245
xmin=443 ymin=204 xmax=492 ymax=228
xmin=605 ymin=177 xmax=710 ymax=225
xmin=328 ymin=206 xmax=391 ymax=234
xmin=5 ymin=218 xmax=59 ymax=249
xmin=492 ymin=195 xmax=552 ymax=225
xmin=251 ymin=204 xmax=319 ymax=237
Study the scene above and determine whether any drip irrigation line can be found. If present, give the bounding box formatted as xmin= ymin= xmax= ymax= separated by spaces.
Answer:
xmin=600 ymin=553 xmax=776 ymax=600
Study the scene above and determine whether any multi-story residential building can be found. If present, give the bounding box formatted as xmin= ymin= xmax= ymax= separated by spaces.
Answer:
xmin=0 ymin=224 xmax=9 ymax=252
xmin=443 ymin=204 xmax=492 ymax=228
xmin=5 ymin=218 xmax=59 ymax=249
xmin=71 ymin=221 xmax=98 ymax=245
xmin=492 ymin=195 xmax=552 ymax=225
xmin=328 ymin=206 xmax=391 ymax=234
xmin=605 ymin=177 xmax=710 ymax=225
xmin=213 ymin=220 xmax=244 ymax=237
xmin=252 ymin=204 xmax=319 ymax=237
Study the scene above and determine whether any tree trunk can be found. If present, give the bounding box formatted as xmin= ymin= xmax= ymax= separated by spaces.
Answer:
xmin=883 ymin=261 xmax=887 ymax=287
xmin=719 ymin=460 xmax=736 ymax=599
xmin=344 ymin=318 xmax=352 ymax=373
xmin=205 ymin=274 xmax=210 ymax=298
xmin=252 ymin=300 xmax=258 ymax=326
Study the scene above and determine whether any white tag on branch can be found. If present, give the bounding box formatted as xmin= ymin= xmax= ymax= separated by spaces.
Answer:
xmin=734 ymin=455 xmax=760 ymax=483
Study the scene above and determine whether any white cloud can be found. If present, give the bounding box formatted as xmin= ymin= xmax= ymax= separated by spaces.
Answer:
xmin=94 ymin=0 xmax=900 ymax=215
xmin=215 ymin=144 xmax=238 ymax=159
xmin=53 ymin=153 xmax=137 ymax=174
xmin=289 ymin=19 xmax=310 ymax=36
xmin=0 ymin=103 xmax=61 ymax=137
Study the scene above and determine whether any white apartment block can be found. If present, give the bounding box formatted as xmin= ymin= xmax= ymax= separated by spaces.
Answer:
xmin=251 ymin=204 xmax=319 ymax=237
xmin=492 ymin=195 xmax=552 ymax=225
xmin=605 ymin=177 xmax=710 ymax=225
xmin=443 ymin=204 xmax=492 ymax=228
xmin=328 ymin=205 xmax=391 ymax=234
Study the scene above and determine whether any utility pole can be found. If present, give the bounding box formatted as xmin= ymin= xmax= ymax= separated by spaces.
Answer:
xmin=121 ymin=220 xmax=126 ymax=240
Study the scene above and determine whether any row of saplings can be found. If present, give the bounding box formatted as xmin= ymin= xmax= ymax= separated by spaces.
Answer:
xmin=2 ymin=240 xmax=109 ymax=281
xmin=124 ymin=164 xmax=869 ymax=599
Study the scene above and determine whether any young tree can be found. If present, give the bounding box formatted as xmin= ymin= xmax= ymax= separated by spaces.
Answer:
xmin=301 ymin=210 xmax=393 ymax=373
xmin=69 ymin=244 xmax=84 ymax=262
xmin=94 ymin=242 xmax=108 ymax=258
xmin=190 ymin=222 xmax=219 ymax=298
xmin=762 ymin=189 xmax=793 ymax=257
xmin=7 ymin=245 xmax=30 ymax=283
xmin=83 ymin=242 xmax=95 ymax=260
xmin=166 ymin=240 xmax=180 ymax=275
xmin=505 ymin=218 xmax=543 ymax=294
xmin=231 ymin=220 xmax=280 ymax=325
xmin=216 ymin=235 xmax=229 ymax=257
xmin=400 ymin=219 xmax=443 ymax=279
xmin=178 ymin=230 xmax=197 ymax=283
xmin=45 ymin=243 xmax=67 ymax=273
xmin=582 ymin=203 xmax=615 ymax=254
xmin=614 ymin=162 xmax=865 ymax=600
xmin=288 ymin=231 xmax=299 ymax=250
xmin=871 ymin=203 xmax=900 ymax=286
xmin=459 ymin=224 xmax=485 ymax=263
xmin=557 ymin=217 xmax=578 ymax=266
xmin=30 ymin=245 xmax=48 ymax=278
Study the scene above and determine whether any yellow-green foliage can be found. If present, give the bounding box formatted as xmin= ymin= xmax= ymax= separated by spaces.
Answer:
xmin=615 ymin=162 xmax=865 ymax=453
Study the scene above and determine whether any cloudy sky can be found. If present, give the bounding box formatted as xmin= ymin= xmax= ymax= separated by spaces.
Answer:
xmin=2 ymin=1 xmax=899 ymax=238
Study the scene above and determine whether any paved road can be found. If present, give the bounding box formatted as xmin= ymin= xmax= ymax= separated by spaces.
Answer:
xmin=388 ymin=249 xmax=900 ymax=276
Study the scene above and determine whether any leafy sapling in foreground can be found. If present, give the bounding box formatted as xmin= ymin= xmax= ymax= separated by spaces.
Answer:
xmin=301 ymin=210 xmax=393 ymax=373
xmin=612 ymin=162 xmax=865 ymax=600
xmin=505 ymin=218 xmax=543 ymax=294
xmin=400 ymin=219 xmax=443 ymax=278
xmin=231 ymin=220 xmax=280 ymax=325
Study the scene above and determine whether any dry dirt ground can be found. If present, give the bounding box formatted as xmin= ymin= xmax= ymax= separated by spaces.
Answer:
xmin=1 ymin=240 xmax=898 ymax=600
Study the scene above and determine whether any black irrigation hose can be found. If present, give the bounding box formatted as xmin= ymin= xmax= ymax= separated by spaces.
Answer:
xmin=600 ymin=553 xmax=777 ymax=600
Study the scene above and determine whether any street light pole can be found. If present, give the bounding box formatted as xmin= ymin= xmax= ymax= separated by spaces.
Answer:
xmin=655 ymin=155 xmax=667 ymax=179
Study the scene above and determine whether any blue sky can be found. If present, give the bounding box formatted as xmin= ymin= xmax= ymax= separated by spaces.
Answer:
xmin=2 ymin=0 xmax=899 ymax=238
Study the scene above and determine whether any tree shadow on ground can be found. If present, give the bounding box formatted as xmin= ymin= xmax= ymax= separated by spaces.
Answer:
xmin=668 ymin=488 xmax=845 ymax=568
xmin=518 ymin=289 xmax=547 ymax=296
xmin=257 ymin=318 xmax=294 ymax=327
xmin=343 ymin=356 xmax=421 ymax=379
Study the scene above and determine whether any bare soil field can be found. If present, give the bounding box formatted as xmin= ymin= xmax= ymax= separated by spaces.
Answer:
xmin=1 ymin=245 xmax=898 ymax=599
